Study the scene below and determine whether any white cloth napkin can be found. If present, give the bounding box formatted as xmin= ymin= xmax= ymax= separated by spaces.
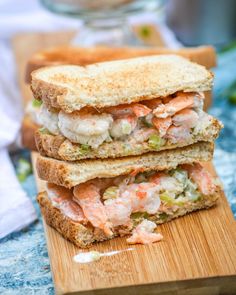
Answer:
xmin=0 ymin=150 xmax=37 ymax=239
xmin=0 ymin=41 xmax=37 ymax=239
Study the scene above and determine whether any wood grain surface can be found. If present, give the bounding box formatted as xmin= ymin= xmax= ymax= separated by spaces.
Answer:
xmin=12 ymin=30 xmax=236 ymax=294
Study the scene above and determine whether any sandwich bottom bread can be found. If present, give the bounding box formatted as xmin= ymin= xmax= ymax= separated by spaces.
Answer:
xmin=37 ymin=162 xmax=221 ymax=248
xmin=36 ymin=142 xmax=221 ymax=247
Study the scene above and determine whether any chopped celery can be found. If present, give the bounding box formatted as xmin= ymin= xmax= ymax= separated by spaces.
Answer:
xmin=160 ymin=192 xmax=175 ymax=204
xmin=160 ymin=192 xmax=186 ymax=206
xmin=185 ymin=190 xmax=200 ymax=201
xmin=121 ymin=121 xmax=132 ymax=134
xmin=159 ymin=212 xmax=168 ymax=221
xmin=172 ymin=169 xmax=188 ymax=185
xmin=39 ymin=127 xmax=50 ymax=134
xmin=103 ymin=186 xmax=119 ymax=200
xmin=79 ymin=144 xmax=91 ymax=155
xmin=131 ymin=212 xmax=149 ymax=220
xmin=148 ymin=134 xmax=165 ymax=150
xmin=32 ymin=98 xmax=42 ymax=108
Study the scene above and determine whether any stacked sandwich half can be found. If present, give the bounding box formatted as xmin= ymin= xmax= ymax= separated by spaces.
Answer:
xmin=32 ymin=55 xmax=223 ymax=247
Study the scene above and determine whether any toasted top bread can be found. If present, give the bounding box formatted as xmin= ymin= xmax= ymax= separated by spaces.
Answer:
xmin=36 ymin=142 xmax=213 ymax=188
xmin=31 ymin=55 xmax=213 ymax=113
xmin=26 ymin=45 xmax=216 ymax=83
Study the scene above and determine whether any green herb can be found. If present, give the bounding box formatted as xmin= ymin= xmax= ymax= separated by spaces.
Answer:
xmin=222 ymin=80 xmax=236 ymax=104
xmin=121 ymin=121 xmax=132 ymax=134
xmin=139 ymin=25 xmax=152 ymax=38
xmin=39 ymin=127 xmax=50 ymax=134
xmin=159 ymin=212 xmax=168 ymax=221
xmin=16 ymin=158 xmax=32 ymax=182
xmin=32 ymin=98 xmax=42 ymax=108
xmin=131 ymin=212 xmax=149 ymax=220
xmin=79 ymin=144 xmax=91 ymax=155
xmin=148 ymin=134 xmax=165 ymax=150
xmin=103 ymin=186 xmax=119 ymax=200
xmin=160 ymin=192 xmax=175 ymax=204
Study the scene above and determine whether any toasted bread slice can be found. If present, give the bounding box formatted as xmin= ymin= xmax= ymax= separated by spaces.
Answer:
xmin=36 ymin=142 xmax=213 ymax=188
xmin=26 ymin=45 xmax=216 ymax=83
xmin=31 ymin=55 xmax=213 ymax=113
xmin=37 ymin=188 xmax=220 ymax=248
xmin=35 ymin=117 xmax=221 ymax=161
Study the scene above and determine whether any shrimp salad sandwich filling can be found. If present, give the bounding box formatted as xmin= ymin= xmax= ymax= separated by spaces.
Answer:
xmin=36 ymin=91 xmax=220 ymax=158
xmin=38 ymin=163 xmax=222 ymax=247
xmin=31 ymin=55 xmax=222 ymax=161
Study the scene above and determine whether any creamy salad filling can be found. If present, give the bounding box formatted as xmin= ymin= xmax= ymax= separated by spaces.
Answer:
xmin=36 ymin=91 xmax=213 ymax=150
xmin=46 ymin=163 xmax=220 ymax=245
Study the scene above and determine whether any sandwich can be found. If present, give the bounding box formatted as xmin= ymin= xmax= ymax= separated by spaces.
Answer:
xmin=36 ymin=142 xmax=222 ymax=247
xmin=23 ymin=46 xmax=216 ymax=151
xmin=31 ymin=55 xmax=222 ymax=161
xmin=33 ymin=55 xmax=223 ymax=247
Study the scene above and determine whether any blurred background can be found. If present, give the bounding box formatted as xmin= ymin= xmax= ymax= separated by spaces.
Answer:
xmin=0 ymin=0 xmax=236 ymax=294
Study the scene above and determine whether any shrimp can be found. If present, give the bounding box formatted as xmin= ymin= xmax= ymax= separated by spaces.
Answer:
xmin=110 ymin=115 xmax=137 ymax=138
xmin=38 ymin=104 xmax=60 ymax=135
xmin=141 ymin=98 xmax=162 ymax=110
xmin=105 ymin=182 xmax=161 ymax=227
xmin=58 ymin=111 xmax=113 ymax=148
xmin=127 ymin=219 xmax=163 ymax=245
xmin=121 ymin=183 xmax=161 ymax=214
xmin=182 ymin=163 xmax=216 ymax=195
xmin=104 ymin=197 xmax=132 ymax=227
xmin=73 ymin=183 xmax=113 ymax=236
xmin=152 ymin=116 xmax=172 ymax=137
xmin=165 ymin=125 xmax=192 ymax=144
xmin=132 ymin=128 xmax=158 ymax=143
xmin=46 ymin=183 xmax=86 ymax=223
xmin=108 ymin=101 xmax=152 ymax=139
xmin=149 ymin=172 xmax=184 ymax=194
xmin=105 ymin=103 xmax=151 ymax=119
xmin=149 ymin=172 xmax=167 ymax=185
xmin=153 ymin=92 xmax=198 ymax=118
xmin=172 ymin=109 xmax=199 ymax=128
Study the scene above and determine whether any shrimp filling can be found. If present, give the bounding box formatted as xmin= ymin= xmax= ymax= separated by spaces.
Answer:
xmin=46 ymin=164 xmax=220 ymax=239
xmin=38 ymin=91 xmax=213 ymax=149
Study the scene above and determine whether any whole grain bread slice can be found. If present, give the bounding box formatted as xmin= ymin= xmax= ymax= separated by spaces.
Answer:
xmin=37 ymin=189 xmax=220 ymax=248
xmin=36 ymin=142 xmax=214 ymax=188
xmin=31 ymin=55 xmax=213 ymax=113
xmin=35 ymin=117 xmax=222 ymax=161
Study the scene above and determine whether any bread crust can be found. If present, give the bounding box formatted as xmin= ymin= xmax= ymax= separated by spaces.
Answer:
xmin=21 ymin=115 xmax=39 ymax=150
xmin=31 ymin=55 xmax=213 ymax=113
xmin=37 ymin=189 xmax=220 ymax=248
xmin=35 ymin=117 xmax=222 ymax=161
xmin=25 ymin=46 xmax=216 ymax=84
xmin=36 ymin=142 xmax=214 ymax=188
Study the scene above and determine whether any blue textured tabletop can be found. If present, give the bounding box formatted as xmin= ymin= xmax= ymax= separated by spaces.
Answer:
xmin=0 ymin=50 xmax=236 ymax=295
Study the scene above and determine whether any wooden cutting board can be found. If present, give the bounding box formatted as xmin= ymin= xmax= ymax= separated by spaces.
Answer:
xmin=31 ymin=153 xmax=236 ymax=295
xmin=12 ymin=30 xmax=236 ymax=294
